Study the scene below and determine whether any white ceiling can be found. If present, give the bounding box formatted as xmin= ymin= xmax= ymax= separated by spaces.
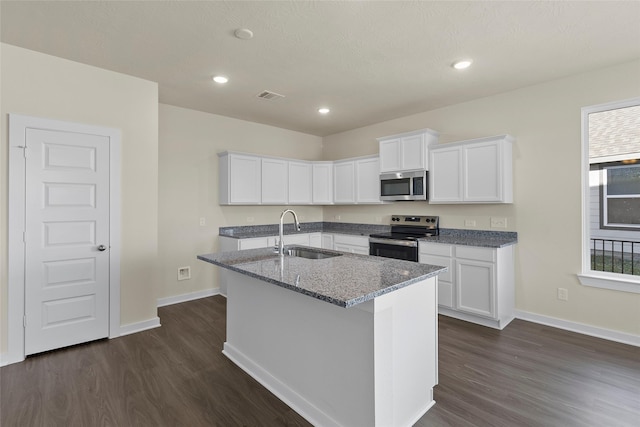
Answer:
xmin=2 ymin=1 xmax=639 ymax=137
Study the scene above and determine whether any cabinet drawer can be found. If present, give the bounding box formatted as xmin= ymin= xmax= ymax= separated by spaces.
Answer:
xmin=455 ymin=245 xmax=496 ymax=262
xmin=419 ymin=254 xmax=453 ymax=283
xmin=239 ymin=237 xmax=269 ymax=250
xmin=419 ymin=242 xmax=453 ymax=257
xmin=333 ymin=234 xmax=369 ymax=247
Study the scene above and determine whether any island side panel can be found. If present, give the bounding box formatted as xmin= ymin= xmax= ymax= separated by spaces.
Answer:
xmin=224 ymin=271 xmax=375 ymax=427
xmin=223 ymin=270 xmax=438 ymax=427
xmin=373 ymin=277 xmax=438 ymax=426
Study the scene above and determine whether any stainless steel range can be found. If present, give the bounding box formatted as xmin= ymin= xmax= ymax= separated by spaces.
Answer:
xmin=369 ymin=215 xmax=439 ymax=262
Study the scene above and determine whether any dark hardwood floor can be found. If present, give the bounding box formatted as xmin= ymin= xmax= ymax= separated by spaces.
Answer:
xmin=2 ymin=295 xmax=639 ymax=426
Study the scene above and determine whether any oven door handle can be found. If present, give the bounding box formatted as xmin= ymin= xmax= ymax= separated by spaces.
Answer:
xmin=369 ymin=237 xmax=418 ymax=248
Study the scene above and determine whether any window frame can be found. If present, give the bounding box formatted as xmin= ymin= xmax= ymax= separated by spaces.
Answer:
xmin=579 ymin=97 xmax=640 ymax=293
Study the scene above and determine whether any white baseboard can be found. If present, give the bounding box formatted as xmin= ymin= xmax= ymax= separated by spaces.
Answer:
xmin=514 ymin=310 xmax=640 ymax=347
xmin=119 ymin=316 xmax=161 ymax=337
xmin=223 ymin=342 xmax=341 ymax=427
xmin=157 ymin=288 xmax=220 ymax=307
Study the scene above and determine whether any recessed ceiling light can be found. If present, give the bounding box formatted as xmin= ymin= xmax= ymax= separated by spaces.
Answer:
xmin=452 ymin=60 xmax=473 ymax=70
xmin=234 ymin=28 xmax=254 ymax=40
xmin=318 ymin=108 xmax=330 ymax=114
xmin=213 ymin=76 xmax=228 ymax=84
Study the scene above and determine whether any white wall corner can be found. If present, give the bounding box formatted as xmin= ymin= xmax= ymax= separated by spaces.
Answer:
xmin=515 ymin=310 xmax=640 ymax=347
xmin=119 ymin=317 xmax=161 ymax=337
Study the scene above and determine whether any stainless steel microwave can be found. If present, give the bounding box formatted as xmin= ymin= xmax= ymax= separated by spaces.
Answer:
xmin=380 ymin=170 xmax=427 ymax=201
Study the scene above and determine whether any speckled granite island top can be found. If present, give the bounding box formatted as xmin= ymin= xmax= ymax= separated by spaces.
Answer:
xmin=198 ymin=247 xmax=447 ymax=308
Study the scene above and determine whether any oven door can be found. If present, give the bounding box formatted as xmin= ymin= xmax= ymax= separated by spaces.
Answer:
xmin=369 ymin=238 xmax=418 ymax=262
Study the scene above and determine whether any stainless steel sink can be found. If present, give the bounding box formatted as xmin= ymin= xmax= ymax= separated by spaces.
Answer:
xmin=285 ymin=247 xmax=343 ymax=260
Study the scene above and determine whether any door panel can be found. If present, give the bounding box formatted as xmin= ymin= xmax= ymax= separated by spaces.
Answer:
xmin=25 ymin=128 xmax=110 ymax=355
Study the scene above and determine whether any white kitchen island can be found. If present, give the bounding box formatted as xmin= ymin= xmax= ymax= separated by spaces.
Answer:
xmin=198 ymin=247 xmax=446 ymax=427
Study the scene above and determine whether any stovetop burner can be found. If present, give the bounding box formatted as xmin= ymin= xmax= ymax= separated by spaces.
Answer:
xmin=370 ymin=215 xmax=440 ymax=241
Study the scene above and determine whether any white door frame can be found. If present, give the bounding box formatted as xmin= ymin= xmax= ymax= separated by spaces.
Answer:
xmin=5 ymin=114 xmax=121 ymax=366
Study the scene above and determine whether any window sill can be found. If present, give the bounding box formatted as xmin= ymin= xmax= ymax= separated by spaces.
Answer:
xmin=577 ymin=272 xmax=640 ymax=294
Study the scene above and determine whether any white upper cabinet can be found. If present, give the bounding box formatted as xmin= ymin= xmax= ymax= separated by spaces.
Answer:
xmin=429 ymin=135 xmax=514 ymax=204
xmin=261 ymin=158 xmax=288 ymax=205
xmin=312 ymin=162 xmax=333 ymax=204
xmin=333 ymin=160 xmax=356 ymax=204
xmin=429 ymin=145 xmax=463 ymax=202
xmin=219 ymin=151 xmax=383 ymax=205
xmin=218 ymin=152 xmax=262 ymax=205
xmin=334 ymin=156 xmax=381 ymax=204
xmin=356 ymin=156 xmax=381 ymax=203
xmin=378 ymin=128 xmax=439 ymax=172
xmin=288 ymin=161 xmax=312 ymax=204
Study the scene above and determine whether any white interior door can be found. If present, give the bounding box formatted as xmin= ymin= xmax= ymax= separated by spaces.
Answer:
xmin=24 ymin=128 xmax=110 ymax=355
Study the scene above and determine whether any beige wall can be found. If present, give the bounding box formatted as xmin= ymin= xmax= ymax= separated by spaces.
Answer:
xmin=157 ymin=104 xmax=323 ymax=300
xmin=322 ymin=60 xmax=640 ymax=336
xmin=0 ymin=44 xmax=159 ymax=352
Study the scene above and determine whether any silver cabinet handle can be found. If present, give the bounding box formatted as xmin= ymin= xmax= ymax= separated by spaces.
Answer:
xmin=98 ymin=245 xmax=107 ymax=252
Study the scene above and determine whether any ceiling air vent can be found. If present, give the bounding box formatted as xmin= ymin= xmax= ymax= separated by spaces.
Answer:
xmin=256 ymin=90 xmax=285 ymax=101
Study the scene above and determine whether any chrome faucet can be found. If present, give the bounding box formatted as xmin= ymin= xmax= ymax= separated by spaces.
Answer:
xmin=278 ymin=209 xmax=301 ymax=256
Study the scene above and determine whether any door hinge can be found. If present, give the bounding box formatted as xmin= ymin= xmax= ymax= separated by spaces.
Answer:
xmin=23 ymin=316 xmax=27 ymax=328
xmin=23 ymin=231 xmax=26 ymax=243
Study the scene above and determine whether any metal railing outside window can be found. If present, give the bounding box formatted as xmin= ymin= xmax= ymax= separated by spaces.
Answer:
xmin=590 ymin=238 xmax=640 ymax=276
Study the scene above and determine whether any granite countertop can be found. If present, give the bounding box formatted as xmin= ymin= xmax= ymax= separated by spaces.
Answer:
xmin=219 ymin=222 xmax=517 ymax=248
xmin=419 ymin=230 xmax=517 ymax=248
xmin=219 ymin=221 xmax=387 ymax=238
xmin=198 ymin=247 xmax=446 ymax=308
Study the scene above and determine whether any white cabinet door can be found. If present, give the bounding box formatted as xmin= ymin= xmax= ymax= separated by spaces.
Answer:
xmin=356 ymin=157 xmax=381 ymax=203
xmin=288 ymin=161 xmax=312 ymax=204
xmin=312 ymin=162 xmax=333 ymax=204
xmin=262 ymin=158 xmax=288 ymax=205
xmin=308 ymin=233 xmax=322 ymax=248
xmin=401 ymin=134 xmax=426 ymax=171
xmin=333 ymin=161 xmax=356 ymax=204
xmin=379 ymin=139 xmax=402 ymax=172
xmin=464 ymin=141 xmax=501 ymax=202
xmin=322 ymin=233 xmax=334 ymax=249
xmin=219 ymin=153 xmax=262 ymax=205
xmin=283 ymin=233 xmax=310 ymax=246
xmin=429 ymin=145 xmax=463 ymax=202
xmin=456 ymin=258 xmax=495 ymax=318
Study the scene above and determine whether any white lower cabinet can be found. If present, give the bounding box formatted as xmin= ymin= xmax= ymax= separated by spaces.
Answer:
xmin=332 ymin=234 xmax=370 ymax=255
xmin=308 ymin=232 xmax=322 ymax=248
xmin=321 ymin=233 xmax=334 ymax=250
xmin=419 ymin=242 xmax=514 ymax=329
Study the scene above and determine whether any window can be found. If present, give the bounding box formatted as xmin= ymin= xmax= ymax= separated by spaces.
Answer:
xmin=580 ymin=98 xmax=640 ymax=292
xmin=601 ymin=163 xmax=640 ymax=229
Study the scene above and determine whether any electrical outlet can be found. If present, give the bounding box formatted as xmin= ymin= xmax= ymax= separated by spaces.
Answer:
xmin=247 ymin=217 xmax=254 ymax=223
xmin=199 ymin=217 xmax=206 ymax=226
xmin=490 ymin=217 xmax=508 ymax=228
xmin=375 ymin=216 xmax=382 ymax=223
xmin=465 ymin=219 xmax=477 ymax=227
xmin=177 ymin=266 xmax=191 ymax=281
xmin=557 ymin=287 xmax=568 ymax=301
xmin=334 ymin=215 xmax=341 ymax=221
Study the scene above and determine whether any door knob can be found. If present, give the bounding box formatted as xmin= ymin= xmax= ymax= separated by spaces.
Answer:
xmin=98 ymin=245 xmax=107 ymax=252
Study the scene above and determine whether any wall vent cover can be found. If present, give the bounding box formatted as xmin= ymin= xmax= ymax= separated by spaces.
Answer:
xmin=256 ymin=90 xmax=285 ymax=101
